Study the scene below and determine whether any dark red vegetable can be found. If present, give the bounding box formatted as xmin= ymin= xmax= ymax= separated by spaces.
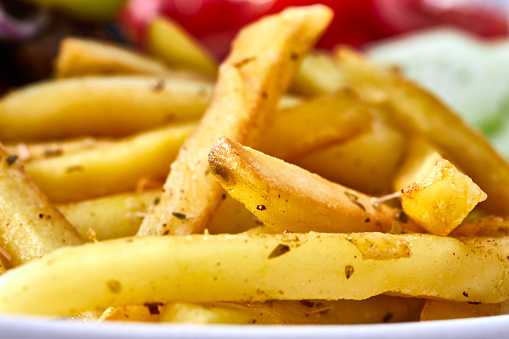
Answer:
xmin=119 ymin=0 xmax=509 ymax=60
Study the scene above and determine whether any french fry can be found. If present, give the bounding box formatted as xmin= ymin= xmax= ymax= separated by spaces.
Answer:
xmin=337 ymin=47 xmax=509 ymax=215
xmin=161 ymin=302 xmax=283 ymax=325
xmin=420 ymin=299 xmax=509 ymax=321
xmin=0 ymin=145 xmax=83 ymax=267
xmin=394 ymin=137 xmax=487 ymax=235
xmin=137 ymin=6 xmax=333 ymax=236
xmin=4 ymin=137 xmax=109 ymax=163
xmin=148 ymin=17 xmax=218 ymax=76
xmin=69 ymin=310 xmax=105 ymax=322
xmin=161 ymin=296 xmax=424 ymax=325
xmin=0 ymin=256 xmax=7 ymax=274
xmin=207 ymin=194 xmax=261 ymax=234
xmin=209 ymin=137 xmax=421 ymax=233
xmin=392 ymin=137 xmax=443 ymax=191
xmin=242 ymin=225 xmax=275 ymax=235
xmin=0 ymin=232 xmax=507 ymax=316
xmin=450 ymin=215 xmax=509 ymax=237
xmin=265 ymin=297 xmax=424 ymax=324
xmin=295 ymin=114 xmax=405 ymax=196
xmin=290 ymin=50 xmax=345 ymax=96
xmin=100 ymin=305 xmax=163 ymax=323
xmin=58 ymin=191 xmax=160 ymax=241
xmin=55 ymin=38 xmax=174 ymax=79
xmin=258 ymin=89 xmax=374 ymax=161
xmin=25 ymin=122 xmax=195 ymax=202
xmin=0 ymin=76 xmax=211 ymax=141
xmin=401 ymin=159 xmax=487 ymax=236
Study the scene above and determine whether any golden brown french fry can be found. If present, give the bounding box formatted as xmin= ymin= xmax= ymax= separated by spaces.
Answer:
xmin=394 ymin=137 xmax=487 ymax=236
xmin=258 ymin=89 xmax=374 ymax=161
xmin=450 ymin=215 xmax=509 ymax=237
xmin=401 ymin=159 xmax=487 ymax=236
xmin=26 ymin=122 xmax=195 ymax=203
xmin=0 ymin=76 xmax=211 ymax=141
xmin=0 ymin=145 xmax=83 ymax=266
xmin=161 ymin=296 xmax=424 ymax=325
xmin=209 ymin=137 xmax=421 ymax=233
xmin=337 ymin=47 xmax=509 ymax=215
xmin=4 ymin=137 xmax=110 ymax=163
xmin=0 ymin=232 xmax=507 ymax=316
xmin=100 ymin=304 xmax=163 ymax=323
xmin=0 ymin=256 xmax=7 ymax=275
xmin=266 ymin=297 xmax=424 ymax=324
xmin=290 ymin=50 xmax=345 ymax=96
xmin=58 ymin=191 xmax=161 ymax=241
xmin=295 ymin=114 xmax=405 ymax=196
xmin=148 ymin=17 xmax=218 ymax=76
xmin=55 ymin=38 xmax=174 ymax=78
xmin=137 ymin=5 xmax=333 ymax=236
xmin=420 ymin=299 xmax=509 ymax=321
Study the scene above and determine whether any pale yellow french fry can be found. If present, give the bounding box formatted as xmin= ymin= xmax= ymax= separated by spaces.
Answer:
xmin=401 ymin=159 xmax=487 ymax=236
xmin=0 ymin=233 xmax=507 ymax=317
xmin=0 ymin=145 xmax=83 ymax=267
xmin=55 ymin=38 xmax=174 ymax=78
xmin=4 ymin=137 xmax=110 ymax=163
xmin=242 ymin=225 xmax=275 ymax=235
xmin=161 ymin=296 xmax=424 ymax=325
xmin=57 ymin=184 xmax=261 ymax=242
xmin=148 ymin=17 xmax=218 ymax=76
xmin=3 ymin=94 xmax=300 ymax=163
xmin=26 ymin=122 xmax=195 ymax=203
xmin=69 ymin=310 xmax=105 ymax=322
xmin=420 ymin=299 xmax=509 ymax=321
xmin=55 ymin=37 xmax=341 ymax=99
xmin=209 ymin=137 xmax=421 ymax=233
xmin=392 ymin=137 xmax=443 ymax=191
xmin=138 ymin=5 xmax=333 ymax=236
xmin=337 ymin=47 xmax=509 ymax=215
xmin=0 ymin=76 xmax=211 ymax=141
xmin=295 ymin=115 xmax=405 ymax=196
xmin=100 ymin=304 xmax=163 ymax=323
xmin=290 ymin=50 xmax=345 ymax=96
xmin=207 ymin=194 xmax=262 ymax=234
xmin=58 ymin=191 xmax=161 ymax=241
xmin=161 ymin=302 xmax=283 ymax=325
xmin=258 ymin=89 xmax=374 ymax=161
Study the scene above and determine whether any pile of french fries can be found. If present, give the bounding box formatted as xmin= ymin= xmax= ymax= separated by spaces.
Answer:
xmin=0 ymin=4 xmax=508 ymax=325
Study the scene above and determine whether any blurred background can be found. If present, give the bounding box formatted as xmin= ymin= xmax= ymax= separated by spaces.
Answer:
xmin=1 ymin=0 xmax=509 ymax=154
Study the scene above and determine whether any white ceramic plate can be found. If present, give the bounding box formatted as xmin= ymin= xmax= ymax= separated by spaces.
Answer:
xmin=1 ymin=314 xmax=508 ymax=339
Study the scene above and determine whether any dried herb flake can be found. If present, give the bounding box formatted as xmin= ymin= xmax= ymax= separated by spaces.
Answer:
xmin=172 ymin=212 xmax=189 ymax=220
xmin=268 ymin=244 xmax=290 ymax=259
xmin=345 ymin=265 xmax=355 ymax=279
xmin=6 ymin=155 xmax=18 ymax=166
